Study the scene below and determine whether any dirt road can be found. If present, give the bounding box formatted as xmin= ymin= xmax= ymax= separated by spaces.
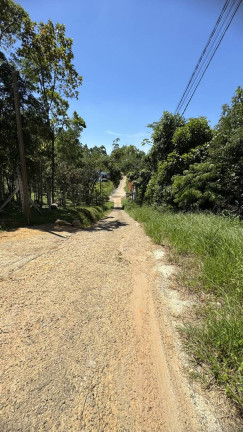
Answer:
xmin=0 ymin=178 xmax=222 ymax=431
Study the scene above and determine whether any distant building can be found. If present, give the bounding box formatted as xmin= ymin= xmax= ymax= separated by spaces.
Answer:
xmin=99 ymin=172 xmax=110 ymax=182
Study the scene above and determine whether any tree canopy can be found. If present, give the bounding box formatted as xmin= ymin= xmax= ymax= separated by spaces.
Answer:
xmin=127 ymin=87 xmax=243 ymax=216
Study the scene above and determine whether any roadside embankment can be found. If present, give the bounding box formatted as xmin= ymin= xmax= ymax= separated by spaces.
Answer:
xmin=124 ymin=201 xmax=243 ymax=413
xmin=0 ymin=202 xmax=113 ymax=231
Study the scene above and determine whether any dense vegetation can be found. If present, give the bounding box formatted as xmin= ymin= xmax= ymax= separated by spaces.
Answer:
xmin=0 ymin=1 xmax=143 ymax=227
xmin=128 ymin=88 xmax=243 ymax=216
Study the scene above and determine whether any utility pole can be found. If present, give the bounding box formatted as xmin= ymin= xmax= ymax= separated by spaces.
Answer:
xmin=12 ymin=70 xmax=30 ymax=224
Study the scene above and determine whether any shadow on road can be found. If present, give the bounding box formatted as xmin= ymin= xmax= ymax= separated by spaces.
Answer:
xmin=0 ymin=207 xmax=126 ymax=240
xmin=85 ymin=218 xmax=128 ymax=232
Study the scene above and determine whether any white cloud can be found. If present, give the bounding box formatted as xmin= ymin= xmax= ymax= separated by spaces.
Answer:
xmin=105 ymin=130 xmax=122 ymax=136
xmin=105 ymin=130 xmax=149 ymax=139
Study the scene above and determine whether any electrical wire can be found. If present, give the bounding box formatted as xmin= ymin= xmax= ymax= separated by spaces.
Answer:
xmin=176 ymin=0 xmax=235 ymax=114
xmin=176 ymin=0 xmax=239 ymax=115
xmin=175 ymin=0 xmax=237 ymax=115
xmin=175 ymin=0 xmax=242 ymax=116
xmin=181 ymin=0 xmax=242 ymax=116
xmin=179 ymin=0 xmax=240 ymax=115
xmin=182 ymin=0 xmax=242 ymax=115
xmin=175 ymin=0 xmax=232 ymax=114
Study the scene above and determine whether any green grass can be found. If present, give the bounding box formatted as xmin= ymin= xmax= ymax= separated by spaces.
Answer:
xmin=125 ymin=178 xmax=129 ymax=193
xmin=124 ymin=201 xmax=243 ymax=411
xmin=103 ymin=180 xmax=115 ymax=196
xmin=0 ymin=201 xmax=113 ymax=231
xmin=94 ymin=180 xmax=115 ymax=198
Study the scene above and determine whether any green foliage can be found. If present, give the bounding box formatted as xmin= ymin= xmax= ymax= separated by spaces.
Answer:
xmin=172 ymin=117 xmax=213 ymax=155
xmin=0 ymin=52 xmax=49 ymax=194
xmin=172 ymin=162 xmax=221 ymax=210
xmin=186 ymin=300 xmax=243 ymax=409
xmin=109 ymin=143 xmax=146 ymax=189
xmin=15 ymin=15 xmax=84 ymax=200
xmin=170 ymin=89 xmax=243 ymax=214
xmin=128 ymin=167 xmax=151 ymax=204
xmin=208 ymin=89 xmax=243 ymax=213
xmin=56 ymin=135 xmax=112 ymax=206
xmin=112 ymin=137 xmax=120 ymax=151
xmin=145 ymin=143 xmax=210 ymax=207
xmin=141 ymin=116 xmax=212 ymax=207
xmin=110 ymin=144 xmax=145 ymax=174
xmin=0 ymin=0 xmax=30 ymax=50
xmin=133 ymin=88 xmax=243 ymax=217
xmin=0 ymin=1 xmax=115 ymax=213
xmin=56 ymin=112 xmax=85 ymax=165
xmin=148 ymin=111 xmax=185 ymax=168
xmin=124 ymin=202 xmax=243 ymax=409
xmin=144 ymin=171 xmax=159 ymax=204
xmin=18 ymin=19 xmax=82 ymax=102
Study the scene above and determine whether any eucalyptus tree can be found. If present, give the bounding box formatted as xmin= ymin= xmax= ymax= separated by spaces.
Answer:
xmin=55 ymin=111 xmax=86 ymax=206
xmin=17 ymin=19 xmax=83 ymax=201
xmin=0 ymin=51 xmax=48 ymax=201
xmin=0 ymin=0 xmax=30 ymax=51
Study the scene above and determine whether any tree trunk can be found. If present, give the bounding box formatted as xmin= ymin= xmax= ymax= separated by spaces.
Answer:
xmin=6 ymin=174 xmax=11 ymax=195
xmin=0 ymin=167 xmax=4 ymax=201
xmin=40 ymin=160 xmax=43 ymax=208
xmin=62 ymin=188 xmax=66 ymax=208
xmin=51 ymin=133 xmax=55 ymax=203
xmin=46 ymin=183 xmax=51 ymax=208
xmin=12 ymin=71 xmax=30 ymax=224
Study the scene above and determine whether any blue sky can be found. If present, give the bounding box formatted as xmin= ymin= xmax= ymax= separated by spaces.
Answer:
xmin=17 ymin=0 xmax=243 ymax=153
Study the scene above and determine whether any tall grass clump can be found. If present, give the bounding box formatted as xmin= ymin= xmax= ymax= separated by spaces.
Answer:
xmin=124 ymin=201 xmax=243 ymax=411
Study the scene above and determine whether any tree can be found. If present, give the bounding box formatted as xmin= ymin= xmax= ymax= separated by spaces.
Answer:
xmin=208 ymin=87 xmax=243 ymax=213
xmin=172 ymin=117 xmax=213 ymax=155
xmin=55 ymin=111 xmax=86 ymax=206
xmin=0 ymin=52 xmax=48 ymax=202
xmin=81 ymin=145 xmax=109 ymax=204
xmin=56 ymin=111 xmax=86 ymax=165
xmin=148 ymin=111 xmax=185 ymax=168
xmin=18 ymin=19 xmax=83 ymax=201
xmin=110 ymin=144 xmax=145 ymax=174
xmin=0 ymin=0 xmax=30 ymax=51
xmin=171 ymin=89 xmax=243 ymax=214
xmin=144 ymin=118 xmax=212 ymax=206
xmin=112 ymin=137 xmax=120 ymax=151
xmin=171 ymin=162 xmax=221 ymax=210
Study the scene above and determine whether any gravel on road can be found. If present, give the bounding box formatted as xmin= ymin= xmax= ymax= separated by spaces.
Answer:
xmin=0 ymin=178 xmax=222 ymax=431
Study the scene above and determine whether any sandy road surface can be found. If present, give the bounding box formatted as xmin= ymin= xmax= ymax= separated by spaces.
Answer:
xmin=0 ymin=178 xmax=221 ymax=431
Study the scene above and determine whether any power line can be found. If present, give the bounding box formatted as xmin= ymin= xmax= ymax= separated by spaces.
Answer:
xmin=179 ymin=0 xmax=241 ymax=115
xmin=175 ymin=0 xmax=232 ymax=114
xmin=181 ymin=0 xmax=242 ymax=116
xmin=175 ymin=0 xmax=242 ymax=116
xmin=176 ymin=0 xmax=236 ymax=115
xmin=175 ymin=0 xmax=240 ymax=115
